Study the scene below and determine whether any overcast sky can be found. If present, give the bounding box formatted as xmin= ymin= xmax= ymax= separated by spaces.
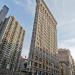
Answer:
xmin=0 ymin=0 xmax=75 ymax=59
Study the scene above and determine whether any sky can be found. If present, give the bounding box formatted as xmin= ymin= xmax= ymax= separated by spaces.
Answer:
xmin=0 ymin=0 xmax=75 ymax=59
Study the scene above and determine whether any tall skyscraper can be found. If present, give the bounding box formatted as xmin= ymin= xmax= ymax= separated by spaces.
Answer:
xmin=0 ymin=16 xmax=25 ymax=71
xmin=28 ymin=0 xmax=59 ymax=75
xmin=0 ymin=5 xmax=9 ymax=24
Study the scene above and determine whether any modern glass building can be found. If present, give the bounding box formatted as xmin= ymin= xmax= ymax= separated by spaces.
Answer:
xmin=0 ymin=5 xmax=9 ymax=24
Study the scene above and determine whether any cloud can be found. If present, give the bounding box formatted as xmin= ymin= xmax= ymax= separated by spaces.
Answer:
xmin=13 ymin=0 xmax=22 ymax=4
xmin=13 ymin=0 xmax=36 ymax=15
xmin=58 ymin=38 xmax=75 ymax=46
xmin=59 ymin=19 xmax=75 ymax=26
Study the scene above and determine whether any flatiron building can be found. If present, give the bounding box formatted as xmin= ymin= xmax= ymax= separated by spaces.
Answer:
xmin=28 ymin=0 xmax=59 ymax=75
